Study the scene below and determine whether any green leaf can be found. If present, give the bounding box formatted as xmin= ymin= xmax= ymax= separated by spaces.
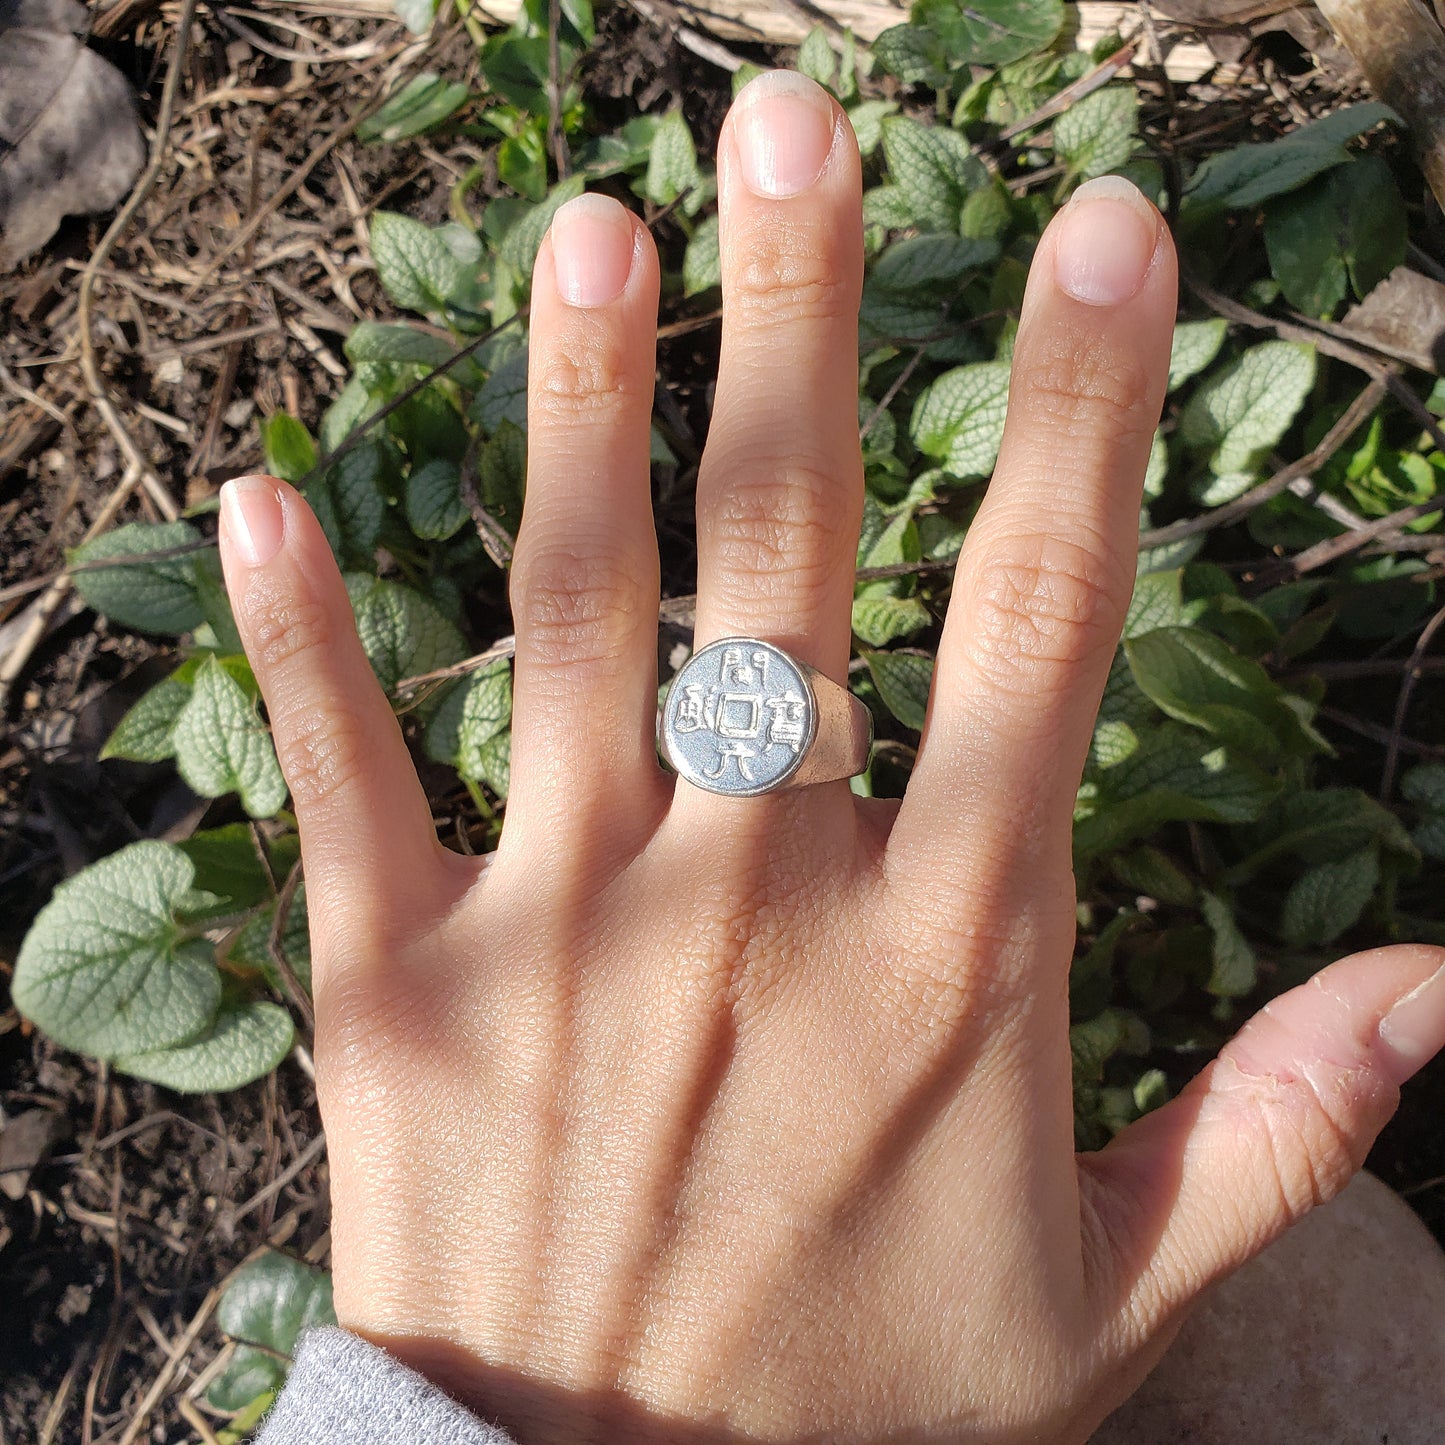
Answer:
xmin=1179 ymin=341 xmax=1317 ymax=484
xmin=176 ymin=820 xmax=279 ymax=915
xmin=797 ymin=26 xmax=836 ymax=88
xmin=116 ymin=992 xmax=293 ymax=1093
xmin=471 ymin=347 xmax=530 ymax=432
xmin=1229 ymin=787 xmax=1414 ymax=878
xmin=478 ymin=419 xmax=527 ymax=533
xmin=852 ymin=595 xmax=931 ymax=647
xmin=872 ymin=24 xmax=950 ymax=88
xmin=1183 ymin=102 xmax=1397 ymax=211
xmin=1263 ymin=157 xmax=1407 ymax=317
xmin=881 ymin=116 xmax=987 ymax=232
xmin=12 ymin=841 xmax=223 ymax=1060
xmin=194 ymin=549 xmax=244 ymax=656
xmin=261 ymin=414 xmax=317 ymax=483
xmin=1125 ymin=627 xmax=1323 ymax=762
xmin=1167 ymin=319 xmax=1228 ymax=392
xmin=914 ymin=0 xmax=1065 ymax=67
xmin=425 ymin=661 xmax=513 ymax=783
xmin=862 ymin=650 xmax=933 ymax=730
xmin=1200 ymin=891 xmax=1256 ymax=997
xmin=1280 ymin=849 xmax=1380 ymax=946
xmin=1054 ymin=87 xmax=1138 ymax=179
xmin=1075 ymin=724 xmax=1281 ymax=855
xmin=1070 ymin=1006 xmax=1147 ymax=1087
xmin=229 ymin=883 xmax=312 ymax=993
xmin=405 ymin=458 xmax=470 ymax=540
xmin=1403 ymin=764 xmax=1445 ymax=812
xmin=370 ymin=211 xmax=469 ymax=314
xmin=846 ymin=99 xmax=898 ymax=157
xmin=644 ymin=110 xmax=700 ymax=208
xmin=1124 ymin=568 xmax=1205 ymax=639
xmin=392 ymin=0 xmax=439 ymax=34
xmin=910 ymin=361 xmax=1011 ymax=480
xmin=70 ymin=521 xmax=203 ymax=635
xmin=357 ymin=73 xmax=468 ymax=143
xmin=683 ymin=213 xmax=721 ymax=296
xmin=208 ymin=1252 xmax=336 ymax=1411
xmin=346 ymin=576 xmax=468 ymax=693
xmin=171 ymin=656 xmax=288 ymax=818
xmin=101 ymin=673 xmax=194 ymax=762
xmin=873 ymin=234 xmax=999 ymax=292
xmin=307 ymin=441 xmax=387 ymax=562
xmin=344 ymin=322 xmax=456 ymax=368
xmin=497 ymin=175 xmax=587 ymax=276
xmin=861 ymin=183 xmax=919 ymax=233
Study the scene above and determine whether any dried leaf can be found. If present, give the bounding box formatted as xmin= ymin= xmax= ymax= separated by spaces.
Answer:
xmin=1338 ymin=266 xmax=1445 ymax=374
xmin=0 ymin=0 xmax=145 ymax=267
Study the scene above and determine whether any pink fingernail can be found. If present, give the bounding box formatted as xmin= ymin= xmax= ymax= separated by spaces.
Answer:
xmin=732 ymin=70 xmax=836 ymax=199
xmin=1377 ymin=961 xmax=1445 ymax=1085
xmin=550 ymin=193 xmax=636 ymax=308
xmin=1054 ymin=175 xmax=1160 ymax=307
xmin=221 ymin=475 xmax=285 ymax=568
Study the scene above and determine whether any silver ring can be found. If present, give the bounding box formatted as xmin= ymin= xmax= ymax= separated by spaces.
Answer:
xmin=659 ymin=637 xmax=874 ymax=798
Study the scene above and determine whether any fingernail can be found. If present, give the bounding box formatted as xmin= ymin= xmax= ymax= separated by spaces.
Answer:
xmin=1378 ymin=961 xmax=1445 ymax=1085
xmin=1054 ymin=175 xmax=1159 ymax=307
xmin=550 ymin=193 xmax=636 ymax=308
xmin=732 ymin=70 xmax=836 ymax=199
xmin=221 ymin=475 xmax=285 ymax=568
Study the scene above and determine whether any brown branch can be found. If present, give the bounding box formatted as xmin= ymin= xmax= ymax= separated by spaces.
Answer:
xmin=1381 ymin=603 xmax=1445 ymax=801
xmin=1255 ymin=492 xmax=1445 ymax=582
xmin=547 ymin=0 xmax=569 ymax=180
xmin=1138 ymin=377 xmax=1389 ymax=548
xmin=1183 ymin=269 xmax=1445 ymax=455
xmin=1314 ymin=0 xmax=1445 ymax=214
xmin=268 ymin=861 xmax=315 ymax=1044
xmin=75 ymin=0 xmax=200 ymax=524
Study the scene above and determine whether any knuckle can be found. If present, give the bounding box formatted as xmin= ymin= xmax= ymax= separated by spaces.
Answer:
xmin=1021 ymin=332 xmax=1157 ymax=447
xmin=1251 ymin=1073 xmax=1363 ymax=1226
xmin=704 ymin=461 xmax=855 ymax=596
xmin=530 ymin=332 xmax=641 ymax=426
xmin=274 ymin=703 xmax=373 ymax=816
xmin=511 ymin=542 xmax=645 ymax=672
xmin=966 ymin=530 xmax=1128 ymax=693
xmin=246 ymin=585 xmax=336 ymax=677
xmin=728 ymin=225 xmax=852 ymax=328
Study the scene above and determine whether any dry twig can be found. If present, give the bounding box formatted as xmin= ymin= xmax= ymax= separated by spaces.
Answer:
xmin=1381 ymin=603 xmax=1445 ymax=801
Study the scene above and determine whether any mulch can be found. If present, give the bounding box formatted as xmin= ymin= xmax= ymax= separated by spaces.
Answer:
xmin=2 ymin=3 xmax=1443 ymax=1441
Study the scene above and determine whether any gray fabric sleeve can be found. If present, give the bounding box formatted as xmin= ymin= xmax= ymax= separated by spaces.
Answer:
xmin=255 ymin=1326 xmax=519 ymax=1444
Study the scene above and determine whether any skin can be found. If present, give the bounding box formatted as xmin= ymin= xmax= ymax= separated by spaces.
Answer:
xmin=219 ymin=75 xmax=1445 ymax=1445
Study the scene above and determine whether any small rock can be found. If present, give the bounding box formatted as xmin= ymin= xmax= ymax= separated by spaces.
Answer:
xmin=1094 ymin=1171 xmax=1445 ymax=1444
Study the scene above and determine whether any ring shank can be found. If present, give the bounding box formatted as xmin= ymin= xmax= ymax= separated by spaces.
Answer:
xmin=791 ymin=663 xmax=873 ymax=788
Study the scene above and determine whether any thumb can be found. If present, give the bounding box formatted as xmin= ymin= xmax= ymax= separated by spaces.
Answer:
xmin=1079 ymin=944 xmax=1445 ymax=1348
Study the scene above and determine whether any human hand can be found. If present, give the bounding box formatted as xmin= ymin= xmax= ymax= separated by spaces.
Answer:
xmin=218 ymin=71 xmax=1445 ymax=1444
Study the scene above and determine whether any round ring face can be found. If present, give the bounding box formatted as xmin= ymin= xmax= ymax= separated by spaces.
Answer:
xmin=662 ymin=639 xmax=818 ymax=797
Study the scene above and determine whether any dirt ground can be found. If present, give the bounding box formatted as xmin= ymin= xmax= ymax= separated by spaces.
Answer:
xmin=3 ymin=3 xmax=1445 ymax=1441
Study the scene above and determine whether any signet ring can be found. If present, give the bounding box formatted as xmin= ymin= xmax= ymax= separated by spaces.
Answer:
xmin=659 ymin=637 xmax=874 ymax=798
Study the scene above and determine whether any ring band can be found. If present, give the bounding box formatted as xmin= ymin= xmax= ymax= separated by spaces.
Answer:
xmin=659 ymin=637 xmax=873 ymax=797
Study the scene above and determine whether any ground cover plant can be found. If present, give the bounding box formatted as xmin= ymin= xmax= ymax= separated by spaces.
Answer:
xmin=4 ymin=0 xmax=1445 ymax=1435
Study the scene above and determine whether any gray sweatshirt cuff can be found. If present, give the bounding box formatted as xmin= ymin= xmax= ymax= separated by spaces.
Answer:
xmin=255 ymin=1326 xmax=517 ymax=1444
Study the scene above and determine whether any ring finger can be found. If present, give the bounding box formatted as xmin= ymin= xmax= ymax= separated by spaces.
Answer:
xmin=691 ymin=71 xmax=865 ymax=686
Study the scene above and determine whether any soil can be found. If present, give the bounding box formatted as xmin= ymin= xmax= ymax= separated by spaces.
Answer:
xmin=2 ymin=4 xmax=1444 ymax=1442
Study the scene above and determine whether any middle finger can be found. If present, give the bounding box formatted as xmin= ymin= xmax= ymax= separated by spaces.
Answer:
xmin=692 ymin=72 xmax=866 ymax=684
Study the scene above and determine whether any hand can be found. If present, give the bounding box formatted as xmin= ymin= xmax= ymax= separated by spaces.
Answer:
xmin=218 ymin=71 xmax=1445 ymax=1444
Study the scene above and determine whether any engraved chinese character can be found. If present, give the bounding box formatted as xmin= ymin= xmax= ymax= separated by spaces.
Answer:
xmin=674 ymin=684 xmax=715 ymax=734
xmin=704 ymin=740 xmax=758 ymax=782
xmin=722 ymin=647 xmax=769 ymax=688
xmin=764 ymin=690 xmax=807 ymax=753
xmin=717 ymin=693 xmax=762 ymax=739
